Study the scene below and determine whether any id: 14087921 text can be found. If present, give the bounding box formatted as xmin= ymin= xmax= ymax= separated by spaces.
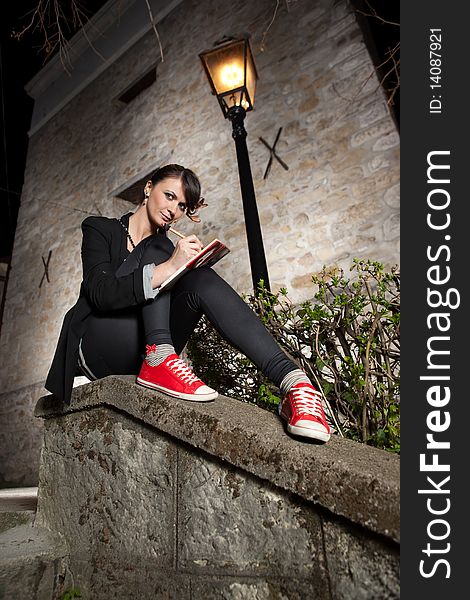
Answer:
xmin=429 ymin=28 xmax=442 ymax=114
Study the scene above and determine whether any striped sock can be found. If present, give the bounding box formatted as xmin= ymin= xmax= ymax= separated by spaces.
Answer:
xmin=280 ymin=369 xmax=311 ymax=395
xmin=146 ymin=344 xmax=175 ymax=367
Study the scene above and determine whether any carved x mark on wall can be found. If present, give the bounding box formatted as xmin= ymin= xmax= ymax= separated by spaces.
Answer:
xmin=39 ymin=250 xmax=52 ymax=288
xmin=259 ymin=127 xmax=289 ymax=179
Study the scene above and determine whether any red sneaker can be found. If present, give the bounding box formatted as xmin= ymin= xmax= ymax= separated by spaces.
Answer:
xmin=137 ymin=346 xmax=218 ymax=402
xmin=279 ymin=382 xmax=331 ymax=442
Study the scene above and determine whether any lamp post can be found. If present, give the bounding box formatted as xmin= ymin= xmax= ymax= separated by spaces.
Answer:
xmin=199 ymin=37 xmax=270 ymax=293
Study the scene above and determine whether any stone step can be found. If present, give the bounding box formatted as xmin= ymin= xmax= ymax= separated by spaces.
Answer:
xmin=0 ymin=486 xmax=38 ymax=512
xmin=0 ymin=487 xmax=38 ymax=537
xmin=0 ymin=522 xmax=71 ymax=599
xmin=0 ymin=510 xmax=36 ymax=533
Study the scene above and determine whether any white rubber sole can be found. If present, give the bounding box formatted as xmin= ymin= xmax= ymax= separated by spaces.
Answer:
xmin=287 ymin=423 xmax=331 ymax=443
xmin=136 ymin=377 xmax=218 ymax=402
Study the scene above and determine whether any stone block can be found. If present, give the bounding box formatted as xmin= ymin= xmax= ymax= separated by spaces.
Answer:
xmin=382 ymin=213 xmax=400 ymax=242
xmin=319 ymin=191 xmax=355 ymax=215
xmin=0 ymin=523 xmax=71 ymax=600
xmin=358 ymin=102 xmax=390 ymax=128
xmin=330 ymin=166 xmax=365 ymax=190
xmin=367 ymin=154 xmax=390 ymax=173
xmin=325 ymin=63 xmax=376 ymax=101
xmin=292 ymin=273 xmax=317 ymax=290
xmin=35 ymin=407 xmax=177 ymax=578
xmin=352 ymin=169 xmax=400 ymax=200
xmin=69 ymin=559 xmax=191 ymax=600
xmin=190 ymin=576 xmax=320 ymax=600
xmin=383 ymin=183 xmax=400 ymax=209
xmin=177 ymin=449 xmax=328 ymax=595
xmin=351 ymin=119 xmax=397 ymax=148
xmin=373 ymin=130 xmax=400 ymax=152
xmin=322 ymin=516 xmax=399 ymax=599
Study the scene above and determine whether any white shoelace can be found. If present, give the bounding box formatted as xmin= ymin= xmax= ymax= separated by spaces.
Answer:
xmin=290 ymin=387 xmax=324 ymax=420
xmin=167 ymin=358 xmax=201 ymax=385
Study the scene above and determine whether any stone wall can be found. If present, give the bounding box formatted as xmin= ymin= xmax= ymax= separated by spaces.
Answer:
xmin=0 ymin=383 xmax=46 ymax=486
xmin=0 ymin=0 xmax=399 ymax=482
xmin=34 ymin=376 xmax=400 ymax=599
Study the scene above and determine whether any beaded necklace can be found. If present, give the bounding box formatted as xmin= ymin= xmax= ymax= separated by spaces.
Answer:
xmin=118 ymin=218 xmax=136 ymax=250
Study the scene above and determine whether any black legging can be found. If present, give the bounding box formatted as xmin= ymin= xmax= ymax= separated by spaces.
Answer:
xmin=80 ymin=234 xmax=299 ymax=388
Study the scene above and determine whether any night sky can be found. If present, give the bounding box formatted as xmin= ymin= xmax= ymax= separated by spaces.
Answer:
xmin=0 ymin=1 xmax=108 ymax=260
xmin=1 ymin=3 xmax=39 ymax=259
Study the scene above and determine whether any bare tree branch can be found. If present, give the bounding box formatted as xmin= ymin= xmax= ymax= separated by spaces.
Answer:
xmin=12 ymin=0 xmax=164 ymax=73
xmin=144 ymin=0 xmax=164 ymax=63
xmin=356 ymin=0 xmax=400 ymax=27
xmin=12 ymin=0 xmax=105 ymax=73
xmin=259 ymin=0 xmax=280 ymax=53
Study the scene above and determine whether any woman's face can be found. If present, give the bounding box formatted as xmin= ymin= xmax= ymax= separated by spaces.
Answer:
xmin=144 ymin=177 xmax=187 ymax=229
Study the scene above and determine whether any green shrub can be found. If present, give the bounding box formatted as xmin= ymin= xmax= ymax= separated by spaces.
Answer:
xmin=62 ymin=588 xmax=81 ymax=600
xmin=186 ymin=260 xmax=400 ymax=453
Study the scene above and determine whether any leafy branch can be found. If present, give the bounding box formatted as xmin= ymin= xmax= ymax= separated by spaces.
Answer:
xmin=187 ymin=260 xmax=400 ymax=453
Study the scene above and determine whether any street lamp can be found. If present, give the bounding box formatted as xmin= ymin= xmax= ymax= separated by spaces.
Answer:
xmin=199 ymin=37 xmax=270 ymax=293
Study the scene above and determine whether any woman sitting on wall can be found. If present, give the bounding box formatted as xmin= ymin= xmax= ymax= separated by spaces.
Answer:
xmin=45 ymin=164 xmax=331 ymax=443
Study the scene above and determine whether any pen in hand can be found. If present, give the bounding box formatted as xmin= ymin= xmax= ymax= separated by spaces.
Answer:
xmin=167 ymin=226 xmax=186 ymax=240
xmin=167 ymin=224 xmax=205 ymax=250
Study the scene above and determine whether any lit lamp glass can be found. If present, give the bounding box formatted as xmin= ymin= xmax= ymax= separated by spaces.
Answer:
xmin=199 ymin=38 xmax=258 ymax=117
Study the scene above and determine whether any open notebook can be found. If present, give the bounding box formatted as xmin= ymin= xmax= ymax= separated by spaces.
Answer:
xmin=157 ymin=239 xmax=230 ymax=291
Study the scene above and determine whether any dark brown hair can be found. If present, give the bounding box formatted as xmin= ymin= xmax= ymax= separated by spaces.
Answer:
xmin=149 ymin=164 xmax=207 ymax=222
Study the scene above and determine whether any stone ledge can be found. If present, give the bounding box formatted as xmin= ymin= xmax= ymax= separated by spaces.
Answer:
xmin=35 ymin=375 xmax=399 ymax=543
xmin=0 ymin=522 xmax=71 ymax=598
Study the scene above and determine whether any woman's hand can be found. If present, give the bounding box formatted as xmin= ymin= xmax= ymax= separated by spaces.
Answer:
xmin=169 ymin=235 xmax=203 ymax=270
xmin=151 ymin=235 xmax=203 ymax=290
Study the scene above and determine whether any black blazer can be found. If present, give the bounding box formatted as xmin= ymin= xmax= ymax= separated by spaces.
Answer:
xmin=45 ymin=212 xmax=151 ymax=404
